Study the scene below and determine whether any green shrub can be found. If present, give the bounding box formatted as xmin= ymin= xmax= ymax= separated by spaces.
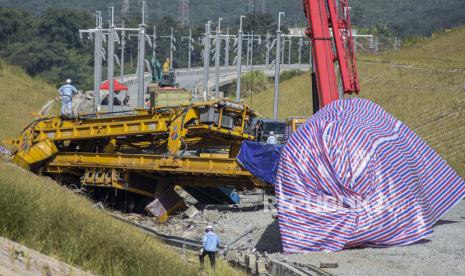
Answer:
xmin=230 ymin=70 xmax=270 ymax=98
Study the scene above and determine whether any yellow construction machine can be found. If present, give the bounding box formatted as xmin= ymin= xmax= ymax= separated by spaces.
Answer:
xmin=285 ymin=117 xmax=307 ymax=141
xmin=6 ymin=99 xmax=267 ymax=213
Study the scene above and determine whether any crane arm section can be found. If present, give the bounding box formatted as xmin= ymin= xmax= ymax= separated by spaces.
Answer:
xmin=303 ymin=0 xmax=360 ymax=109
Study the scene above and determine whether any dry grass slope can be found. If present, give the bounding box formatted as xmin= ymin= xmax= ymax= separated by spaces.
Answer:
xmin=362 ymin=28 xmax=465 ymax=70
xmin=0 ymin=60 xmax=243 ymax=276
xmin=251 ymin=28 xmax=465 ymax=177
xmin=248 ymin=71 xmax=313 ymax=120
xmin=0 ymin=60 xmax=56 ymax=141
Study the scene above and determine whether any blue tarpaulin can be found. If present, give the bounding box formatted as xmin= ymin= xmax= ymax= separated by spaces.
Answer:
xmin=237 ymin=141 xmax=284 ymax=184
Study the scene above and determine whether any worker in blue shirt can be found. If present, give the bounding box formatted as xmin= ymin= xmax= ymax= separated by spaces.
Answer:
xmin=58 ymin=79 xmax=78 ymax=116
xmin=199 ymin=225 xmax=220 ymax=269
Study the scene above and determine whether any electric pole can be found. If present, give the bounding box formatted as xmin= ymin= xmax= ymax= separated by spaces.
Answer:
xmin=288 ymin=36 xmax=292 ymax=66
xmin=80 ymin=12 xmax=106 ymax=113
xmin=273 ymin=12 xmax=284 ymax=120
xmin=120 ymin=21 xmax=126 ymax=83
xmin=94 ymin=12 xmax=103 ymax=112
xmin=265 ymin=31 xmax=272 ymax=66
xmin=152 ymin=26 xmax=157 ymax=62
xmin=107 ymin=7 xmax=116 ymax=113
xmin=246 ymin=36 xmax=251 ymax=67
xmin=170 ymin=27 xmax=175 ymax=69
xmin=281 ymin=36 xmax=286 ymax=66
xmin=214 ymin=18 xmax=223 ymax=98
xmin=161 ymin=27 xmax=176 ymax=69
xmin=236 ymin=15 xmax=245 ymax=102
xmin=202 ymin=21 xmax=211 ymax=100
xmin=137 ymin=1 xmax=147 ymax=108
xmin=182 ymin=28 xmax=194 ymax=70
xmin=224 ymin=28 xmax=230 ymax=73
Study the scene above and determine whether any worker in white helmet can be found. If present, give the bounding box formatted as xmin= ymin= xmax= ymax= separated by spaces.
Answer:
xmin=58 ymin=79 xmax=78 ymax=117
xmin=199 ymin=225 xmax=220 ymax=269
xmin=267 ymin=131 xmax=278 ymax=145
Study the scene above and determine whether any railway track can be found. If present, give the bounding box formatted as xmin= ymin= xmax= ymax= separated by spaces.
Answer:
xmin=105 ymin=209 xmax=330 ymax=276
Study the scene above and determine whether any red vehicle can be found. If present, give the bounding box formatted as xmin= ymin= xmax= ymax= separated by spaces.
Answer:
xmin=303 ymin=0 xmax=360 ymax=112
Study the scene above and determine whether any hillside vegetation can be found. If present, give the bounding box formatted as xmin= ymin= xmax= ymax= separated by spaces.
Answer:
xmin=363 ymin=28 xmax=465 ymax=70
xmin=251 ymin=28 xmax=465 ymax=177
xmin=0 ymin=60 xmax=242 ymax=275
xmin=1 ymin=0 xmax=465 ymax=36
xmin=0 ymin=60 xmax=58 ymax=141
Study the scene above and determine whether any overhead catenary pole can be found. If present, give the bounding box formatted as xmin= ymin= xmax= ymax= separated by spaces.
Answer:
xmin=160 ymin=27 xmax=176 ymax=69
xmin=93 ymin=11 xmax=103 ymax=112
xmin=107 ymin=6 xmax=116 ymax=113
xmin=120 ymin=21 xmax=126 ymax=83
xmin=243 ymin=33 xmax=261 ymax=67
xmin=250 ymin=30 xmax=255 ymax=73
xmin=298 ymin=36 xmax=303 ymax=66
xmin=170 ymin=27 xmax=175 ymax=69
xmin=137 ymin=1 xmax=147 ymax=108
xmin=214 ymin=17 xmax=223 ymax=98
xmin=152 ymin=26 xmax=157 ymax=62
xmin=182 ymin=28 xmax=193 ymax=70
xmin=246 ymin=36 xmax=250 ymax=67
xmin=265 ymin=31 xmax=271 ymax=66
xmin=288 ymin=36 xmax=292 ymax=66
xmin=202 ymin=21 xmax=211 ymax=100
xmin=187 ymin=28 xmax=192 ymax=70
xmin=224 ymin=28 xmax=230 ymax=73
xmin=235 ymin=15 xmax=245 ymax=102
xmin=273 ymin=12 xmax=284 ymax=120
xmin=281 ymin=36 xmax=285 ymax=66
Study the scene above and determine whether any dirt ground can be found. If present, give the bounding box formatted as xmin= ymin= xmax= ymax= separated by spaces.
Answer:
xmin=271 ymin=198 xmax=465 ymax=276
xmin=125 ymin=190 xmax=465 ymax=275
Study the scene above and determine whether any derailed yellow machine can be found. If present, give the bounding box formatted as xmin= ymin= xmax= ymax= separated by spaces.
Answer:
xmin=7 ymin=100 xmax=266 ymax=212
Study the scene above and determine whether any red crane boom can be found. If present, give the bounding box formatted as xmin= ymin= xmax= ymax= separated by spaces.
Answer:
xmin=303 ymin=0 xmax=360 ymax=111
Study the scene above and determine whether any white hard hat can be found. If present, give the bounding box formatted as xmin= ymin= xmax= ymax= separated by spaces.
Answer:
xmin=270 ymin=131 xmax=274 ymax=135
xmin=206 ymin=225 xmax=213 ymax=231
xmin=65 ymin=79 xmax=72 ymax=84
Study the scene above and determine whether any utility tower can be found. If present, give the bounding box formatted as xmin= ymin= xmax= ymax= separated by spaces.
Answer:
xmin=260 ymin=0 xmax=265 ymax=13
xmin=122 ymin=0 xmax=130 ymax=17
xmin=248 ymin=0 xmax=254 ymax=13
xmin=179 ymin=0 xmax=190 ymax=26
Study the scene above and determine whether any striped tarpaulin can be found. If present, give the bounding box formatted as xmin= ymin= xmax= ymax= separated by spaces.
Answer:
xmin=275 ymin=98 xmax=465 ymax=253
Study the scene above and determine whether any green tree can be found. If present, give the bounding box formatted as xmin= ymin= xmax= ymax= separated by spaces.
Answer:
xmin=0 ymin=7 xmax=34 ymax=48
xmin=37 ymin=8 xmax=93 ymax=49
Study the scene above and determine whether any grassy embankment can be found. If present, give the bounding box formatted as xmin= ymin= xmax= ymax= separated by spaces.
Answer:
xmin=249 ymin=28 xmax=465 ymax=178
xmin=0 ymin=60 xmax=243 ymax=275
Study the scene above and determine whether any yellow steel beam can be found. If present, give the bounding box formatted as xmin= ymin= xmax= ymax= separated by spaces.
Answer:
xmin=188 ymin=125 xmax=254 ymax=141
xmin=47 ymin=153 xmax=252 ymax=176
xmin=35 ymin=115 xmax=170 ymax=141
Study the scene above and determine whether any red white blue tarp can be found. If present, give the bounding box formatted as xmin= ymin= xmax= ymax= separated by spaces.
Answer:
xmin=275 ymin=98 xmax=465 ymax=253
